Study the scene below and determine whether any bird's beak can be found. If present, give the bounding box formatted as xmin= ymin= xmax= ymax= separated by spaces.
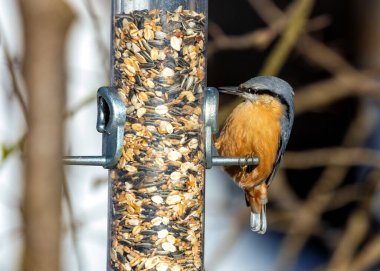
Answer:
xmin=218 ymin=86 xmax=241 ymax=96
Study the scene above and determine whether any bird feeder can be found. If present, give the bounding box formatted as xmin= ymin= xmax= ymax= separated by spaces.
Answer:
xmin=63 ymin=0 xmax=258 ymax=270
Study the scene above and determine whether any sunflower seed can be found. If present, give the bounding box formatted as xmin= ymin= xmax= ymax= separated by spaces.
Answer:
xmin=112 ymin=7 xmax=205 ymax=270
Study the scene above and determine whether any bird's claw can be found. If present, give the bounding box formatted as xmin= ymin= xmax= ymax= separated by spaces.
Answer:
xmin=240 ymin=154 xmax=256 ymax=174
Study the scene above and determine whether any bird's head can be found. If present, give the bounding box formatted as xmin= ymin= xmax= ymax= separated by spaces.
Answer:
xmin=219 ymin=76 xmax=294 ymax=111
xmin=239 ymin=76 xmax=294 ymax=110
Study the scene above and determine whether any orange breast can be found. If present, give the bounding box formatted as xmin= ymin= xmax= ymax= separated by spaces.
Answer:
xmin=215 ymin=95 xmax=284 ymax=190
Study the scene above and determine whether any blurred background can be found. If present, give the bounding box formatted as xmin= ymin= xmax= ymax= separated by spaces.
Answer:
xmin=1 ymin=0 xmax=380 ymax=270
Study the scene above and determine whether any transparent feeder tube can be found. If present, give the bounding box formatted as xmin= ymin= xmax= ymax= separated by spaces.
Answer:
xmin=109 ymin=0 xmax=207 ymax=270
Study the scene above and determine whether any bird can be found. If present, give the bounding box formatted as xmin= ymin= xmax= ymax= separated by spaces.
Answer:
xmin=214 ymin=76 xmax=294 ymax=234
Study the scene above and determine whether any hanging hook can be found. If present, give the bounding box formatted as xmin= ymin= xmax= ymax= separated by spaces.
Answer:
xmin=63 ymin=87 xmax=126 ymax=169
xmin=63 ymin=86 xmax=257 ymax=169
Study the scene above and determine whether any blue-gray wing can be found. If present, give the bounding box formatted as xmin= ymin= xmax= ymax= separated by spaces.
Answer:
xmin=266 ymin=106 xmax=294 ymax=186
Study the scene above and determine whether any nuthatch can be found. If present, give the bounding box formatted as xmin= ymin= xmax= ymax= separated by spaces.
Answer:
xmin=214 ymin=76 xmax=294 ymax=234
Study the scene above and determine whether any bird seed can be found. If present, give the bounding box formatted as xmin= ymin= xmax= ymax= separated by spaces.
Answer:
xmin=110 ymin=6 xmax=206 ymax=271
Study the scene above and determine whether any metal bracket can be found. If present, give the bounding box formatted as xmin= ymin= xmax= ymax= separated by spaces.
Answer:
xmin=63 ymin=86 xmax=257 ymax=170
xmin=63 ymin=87 xmax=126 ymax=168
xmin=204 ymin=87 xmax=259 ymax=169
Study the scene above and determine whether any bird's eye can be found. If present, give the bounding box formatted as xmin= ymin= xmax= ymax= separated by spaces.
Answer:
xmin=247 ymin=88 xmax=257 ymax=94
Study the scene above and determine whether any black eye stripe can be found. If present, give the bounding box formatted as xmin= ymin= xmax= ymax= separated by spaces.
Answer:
xmin=243 ymin=88 xmax=286 ymax=104
xmin=241 ymin=86 xmax=292 ymax=111
xmin=244 ymin=88 xmax=274 ymax=96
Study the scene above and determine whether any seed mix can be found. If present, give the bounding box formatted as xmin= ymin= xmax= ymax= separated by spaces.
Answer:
xmin=110 ymin=6 xmax=206 ymax=271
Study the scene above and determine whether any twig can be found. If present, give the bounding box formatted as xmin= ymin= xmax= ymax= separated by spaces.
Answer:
xmin=326 ymin=169 xmax=379 ymax=271
xmin=338 ymin=169 xmax=380 ymax=271
xmin=294 ymin=67 xmax=380 ymax=114
xmin=250 ymin=0 xmax=378 ymax=88
xmin=82 ymin=0 xmax=109 ymax=76
xmin=269 ymin=169 xmax=301 ymax=211
xmin=0 ymin=1 xmax=109 ymax=164
xmin=282 ymin=147 xmax=380 ymax=169
xmin=0 ymin=25 xmax=28 ymax=123
xmin=296 ymin=35 xmax=361 ymax=75
xmin=260 ymin=0 xmax=314 ymax=75
xmin=268 ymin=183 xmax=360 ymax=234
xmin=208 ymin=21 xmax=280 ymax=56
xmin=325 ymin=185 xmax=357 ymax=211
xmin=326 ymin=209 xmax=369 ymax=271
xmin=217 ymin=65 xmax=380 ymax=129
xmin=1 ymin=88 xmax=98 ymax=166
xmin=65 ymin=90 xmax=97 ymax=118
xmin=63 ymin=175 xmax=83 ymax=271
xmin=208 ymin=1 xmax=330 ymax=58
xmin=350 ymin=236 xmax=380 ymax=271
xmin=249 ymin=0 xmax=283 ymax=21
xmin=274 ymin=102 xmax=375 ymax=271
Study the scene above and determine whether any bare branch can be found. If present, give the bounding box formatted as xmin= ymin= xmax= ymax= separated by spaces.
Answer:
xmin=63 ymin=176 xmax=83 ymax=271
xmin=0 ymin=25 xmax=28 ymax=123
xmin=251 ymin=0 xmax=380 ymax=111
xmin=274 ymin=102 xmax=375 ymax=271
xmin=350 ymin=236 xmax=380 ymax=271
xmin=326 ymin=209 xmax=369 ymax=271
xmin=283 ymin=147 xmax=380 ymax=169
xmin=65 ymin=90 xmax=97 ymax=118
xmin=20 ymin=1 xmax=75 ymax=270
xmin=82 ymin=0 xmax=109 ymax=76
xmin=260 ymin=0 xmax=315 ymax=75
xmin=294 ymin=67 xmax=380 ymax=114
xmin=208 ymin=22 xmax=280 ymax=56
xmin=208 ymin=12 xmax=330 ymax=58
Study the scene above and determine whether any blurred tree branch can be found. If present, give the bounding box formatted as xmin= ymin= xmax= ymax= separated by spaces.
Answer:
xmin=248 ymin=1 xmax=380 ymax=268
xmin=274 ymin=102 xmax=375 ymax=271
xmin=0 ymin=0 xmax=110 ymax=165
xmin=83 ymin=0 xmax=109 ymax=76
xmin=217 ymin=0 xmax=380 ymax=129
xmin=20 ymin=1 xmax=74 ymax=271
xmin=250 ymin=0 xmax=380 ymax=110
xmin=210 ymin=10 xmax=380 ymax=268
xmin=350 ymin=236 xmax=380 ymax=271
xmin=294 ymin=67 xmax=380 ymax=114
xmin=65 ymin=90 xmax=98 ymax=118
xmin=282 ymin=147 xmax=380 ymax=169
xmin=208 ymin=21 xmax=280 ymax=56
xmin=0 ymin=28 xmax=28 ymax=124
xmin=259 ymin=0 xmax=314 ymax=75
xmin=63 ymin=175 xmax=83 ymax=271
xmin=208 ymin=8 xmax=330 ymax=57
xmin=326 ymin=171 xmax=377 ymax=271
xmin=1 ymin=0 xmax=379 ymax=269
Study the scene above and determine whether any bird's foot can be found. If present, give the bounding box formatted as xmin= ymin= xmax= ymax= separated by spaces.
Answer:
xmin=241 ymin=154 xmax=257 ymax=175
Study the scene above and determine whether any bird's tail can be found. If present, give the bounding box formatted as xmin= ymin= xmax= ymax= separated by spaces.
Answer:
xmin=246 ymin=184 xmax=268 ymax=234
xmin=250 ymin=204 xmax=267 ymax=234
